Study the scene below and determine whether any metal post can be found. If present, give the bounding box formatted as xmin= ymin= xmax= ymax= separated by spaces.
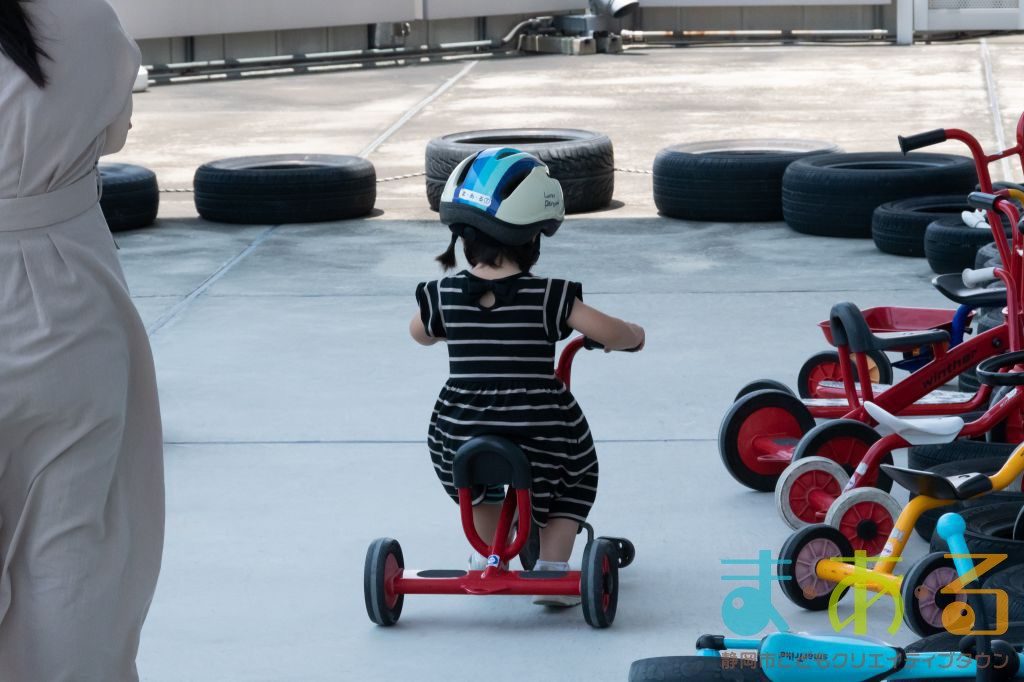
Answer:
xmin=896 ymin=0 xmax=914 ymax=45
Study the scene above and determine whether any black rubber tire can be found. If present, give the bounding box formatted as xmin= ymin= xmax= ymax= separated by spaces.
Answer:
xmin=424 ymin=129 xmax=614 ymax=214
xmin=907 ymin=622 xmax=1024 ymax=652
xmin=194 ymin=154 xmax=376 ymax=224
xmin=908 ymin=440 xmax=1015 ymax=472
xmin=926 ymin=217 xmax=1009 ymax=274
xmin=796 ymin=349 xmax=892 ymax=400
xmin=734 ymin=379 xmax=794 ymax=402
xmin=98 ymin=163 xmax=159 ymax=232
xmin=913 ymin=456 xmax=1022 ymax=541
xmin=518 ymin=522 xmax=540 ymax=571
xmin=364 ymin=537 xmax=404 ymax=626
xmin=976 ymin=242 xmax=1002 ymax=269
xmin=581 ymin=538 xmax=619 ymax=628
xmin=930 ymin=503 xmax=1024 ymax=574
xmin=778 ymin=524 xmax=853 ymax=611
xmin=652 ymin=139 xmax=839 ymax=222
xmin=902 ymin=552 xmax=960 ymax=637
xmin=792 ymin=419 xmax=892 ymax=492
xmin=629 ymin=656 xmax=767 ymax=681
xmin=782 ymin=153 xmax=978 ymax=238
xmin=872 ymin=195 xmax=971 ymax=258
xmin=718 ymin=389 xmax=816 ymax=492
xmin=982 ymin=565 xmax=1024 ymax=623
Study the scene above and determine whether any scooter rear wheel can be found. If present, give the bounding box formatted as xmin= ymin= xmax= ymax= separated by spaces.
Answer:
xmin=718 ymin=389 xmax=815 ymax=492
xmin=778 ymin=524 xmax=853 ymax=611
xmin=364 ymin=537 xmax=405 ymax=626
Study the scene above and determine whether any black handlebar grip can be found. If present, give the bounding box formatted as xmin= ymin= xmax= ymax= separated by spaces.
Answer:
xmin=898 ymin=129 xmax=947 ymax=155
xmin=582 ymin=338 xmax=642 ymax=353
xmin=967 ymin=191 xmax=1001 ymax=212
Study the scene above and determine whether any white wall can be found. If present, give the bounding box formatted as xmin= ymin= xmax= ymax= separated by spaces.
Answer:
xmin=422 ymin=0 xmax=582 ymax=20
xmin=108 ymin=0 xmax=423 ymax=40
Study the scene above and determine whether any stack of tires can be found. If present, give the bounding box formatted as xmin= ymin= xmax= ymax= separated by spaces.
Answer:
xmin=652 ymin=139 xmax=838 ymax=222
xmin=781 ymin=152 xmax=978 ymax=245
xmin=424 ymin=129 xmax=615 ymax=214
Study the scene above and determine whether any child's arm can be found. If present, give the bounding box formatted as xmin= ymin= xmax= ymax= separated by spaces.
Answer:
xmin=410 ymin=312 xmax=443 ymax=346
xmin=567 ymin=299 xmax=645 ymax=351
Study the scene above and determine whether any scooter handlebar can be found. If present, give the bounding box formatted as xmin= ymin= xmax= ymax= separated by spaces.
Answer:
xmin=936 ymin=513 xmax=977 ymax=582
xmin=962 ymin=266 xmax=998 ymax=289
xmin=898 ymin=128 xmax=947 ymax=154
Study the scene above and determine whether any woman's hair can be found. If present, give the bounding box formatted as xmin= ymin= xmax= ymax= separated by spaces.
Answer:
xmin=436 ymin=227 xmax=540 ymax=272
xmin=0 ymin=0 xmax=48 ymax=87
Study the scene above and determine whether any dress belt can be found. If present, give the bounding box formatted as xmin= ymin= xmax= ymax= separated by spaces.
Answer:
xmin=0 ymin=170 xmax=100 ymax=232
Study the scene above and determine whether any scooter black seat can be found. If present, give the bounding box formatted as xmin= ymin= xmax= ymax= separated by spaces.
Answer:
xmin=452 ymin=436 xmax=532 ymax=490
xmin=829 ymin=302 xmax=950 ymax=353
xmin=932 ymin=273 xmax=1007 ymax=308
xmin=881 ymin=464 xmax=993 ymax=500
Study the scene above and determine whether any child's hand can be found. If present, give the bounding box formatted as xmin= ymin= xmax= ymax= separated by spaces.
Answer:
xmin=628 ymin=323 xmax=645 ymax=352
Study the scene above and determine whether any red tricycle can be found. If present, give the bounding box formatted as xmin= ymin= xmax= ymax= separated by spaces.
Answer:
xmin=718 ymin=113 xmax=1024 ymax=495
xmin=363 ymin=337 xmax=636 ymax=629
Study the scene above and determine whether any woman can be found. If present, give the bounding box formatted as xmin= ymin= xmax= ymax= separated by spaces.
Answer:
xmin=0 ymin=0 xmax=164 ymax=679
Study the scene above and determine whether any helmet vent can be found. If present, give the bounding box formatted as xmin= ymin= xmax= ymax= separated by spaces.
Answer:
xmin=498 ymin=168 xmax=532 ymax=200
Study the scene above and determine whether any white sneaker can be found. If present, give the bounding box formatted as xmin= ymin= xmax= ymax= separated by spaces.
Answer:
xmin=533 ymin=594 xmax=582 ymax=608
xmin=530 ymin=560 xmax=580 ymax=607
xmin=468 ymin=552 xmax=507 ymax=571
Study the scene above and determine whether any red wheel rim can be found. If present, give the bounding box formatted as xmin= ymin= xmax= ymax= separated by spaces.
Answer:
xmin=806 ymin=361 xmax=843 ymax=398
xmin=815 ymin=437 xmax=876 ymax=485
xmin=787 ymin=469 xmax=842 ymax=524
xmin=384 ymin=554 xmax=402 ymax=609
xmin=601 ymin=554 xmax=611 ymax=612
xmin=834 ymin=501 xmax=893 ymax=555
xmin=737 ymin=407 xmax=802 ymax=476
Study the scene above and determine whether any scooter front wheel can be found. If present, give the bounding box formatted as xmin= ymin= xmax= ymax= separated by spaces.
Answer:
xmin=364 ymin=537 xmax=405 ymax=626
xmin=778 ymin=524 xmax=853 ymax=611
xmin=902 ymin=552 xmax=964 ymax=637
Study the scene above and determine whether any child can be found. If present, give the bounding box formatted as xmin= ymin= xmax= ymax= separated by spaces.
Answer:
xmin=410 ymin=148 xmax=645 ymax=607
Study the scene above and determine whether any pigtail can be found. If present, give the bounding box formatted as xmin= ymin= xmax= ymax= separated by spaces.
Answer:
xmin=435 ymin=233 xmax=458 ymax=270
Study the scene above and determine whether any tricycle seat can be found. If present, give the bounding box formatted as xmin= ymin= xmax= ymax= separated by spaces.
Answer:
xmin=452 ymin=436 xmax=532 ymax=490
xmin=881 ymin=464 xmax=993 ymax=500
xmin=932 ymin=273 xmax=1007 ymax=308
xmin=864 ymin=401 xmax=963 ymax=445
xmin=829 ymin=302 xmax=950 ymax=353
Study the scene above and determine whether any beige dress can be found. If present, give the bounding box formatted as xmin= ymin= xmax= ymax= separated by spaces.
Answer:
xmin=0 ymin=1 xmax=164 ymax=679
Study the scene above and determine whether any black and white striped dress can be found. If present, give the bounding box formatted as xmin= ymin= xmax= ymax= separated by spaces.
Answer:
xmin=416 ymin=271 xmax=598 ymax=527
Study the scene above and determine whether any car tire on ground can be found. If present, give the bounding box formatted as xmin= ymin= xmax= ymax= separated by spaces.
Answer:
xmin=99 ymin=163 xmax=160 ymax=232
xmin=424 ymin=129 xmax=614 ymax=214
xmin=194 ymin=154 xmax=376 ymax=224
xmin=927 ymin=218 xmax=1009 ymax=274
xmin=652 ymin=139 xmax=839 ymax=222
xmin=782 ymin=153 xmax=978 ymax=238
xmin=907 ymin=440 xmax=1015 ymax=472
xmin=930 ymin=502 xmax=1024 ymax=573
xmin=872 ymin=196 xmax=970 ymax=258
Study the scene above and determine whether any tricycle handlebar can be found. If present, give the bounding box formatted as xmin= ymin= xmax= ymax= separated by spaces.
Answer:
xmin=898 ymin=128 xmax=947 ymax=154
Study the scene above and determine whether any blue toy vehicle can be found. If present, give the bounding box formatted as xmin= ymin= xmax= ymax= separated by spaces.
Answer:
xmin=629 ymin=513 xmax=1024 ymax=681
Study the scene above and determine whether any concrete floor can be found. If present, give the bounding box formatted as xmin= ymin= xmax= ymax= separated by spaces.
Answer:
xmin=106 ymin=38 xmax=1024 ymax=680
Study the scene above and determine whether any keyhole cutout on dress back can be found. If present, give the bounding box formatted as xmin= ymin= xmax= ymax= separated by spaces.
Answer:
xmin=478 ymin=291 xmax=496 ymax=309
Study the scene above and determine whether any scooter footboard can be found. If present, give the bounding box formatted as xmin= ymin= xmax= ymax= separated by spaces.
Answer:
xmin=758 ymin=632 xmax=903 ymax=681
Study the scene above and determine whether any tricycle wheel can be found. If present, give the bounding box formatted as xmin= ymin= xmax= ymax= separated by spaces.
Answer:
xmin=792 ymin=419 xmax=892 ymax=492
xmin=775 ymin=456 xmax=849 ymax=530
xmin=582 ymin=538 xmax=619 ymax=628
xmin=824 ymin=487 xmax=901 ymax=556
xmin=902 ymin=552 xmax=965 ymax=637
xmin=797 ymin=349 xmax=892 ymax=399
xmin=778 ymin=524 xmax=852 ymax=611
xmin=603 ymin=536 xmax=636 ymax=568
xmin=364 ymin=537 xmax=404 ymax=626
xmin=718 ymin=389 xmax=815 ymax=492
xmin=987 ymin=385 xmax=1024 ymax=444
xmin=734 ymin=379 xmax=794 ymax=402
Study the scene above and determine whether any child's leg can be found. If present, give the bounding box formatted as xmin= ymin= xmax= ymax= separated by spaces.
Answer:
xmin=472 ymin=503 xmax=504 ymax=548
xmin=538 ymin=518 xmax=579 ymax=563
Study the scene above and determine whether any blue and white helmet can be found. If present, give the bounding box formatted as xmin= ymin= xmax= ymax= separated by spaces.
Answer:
xmin=439 ymin=148 xmax=564 ymax=246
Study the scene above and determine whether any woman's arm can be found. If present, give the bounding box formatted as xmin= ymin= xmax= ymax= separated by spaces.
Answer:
xmin=567 ymin=299 xmax=645 ymax=351
xmin=101 ymin=95 xmax=134 ymax=157
xmin=410 ymin=312 xmax=444 ymax=346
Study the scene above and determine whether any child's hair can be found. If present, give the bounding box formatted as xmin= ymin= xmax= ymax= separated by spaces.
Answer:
xmin=436 ymin=225 xmax=540 ymax=272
